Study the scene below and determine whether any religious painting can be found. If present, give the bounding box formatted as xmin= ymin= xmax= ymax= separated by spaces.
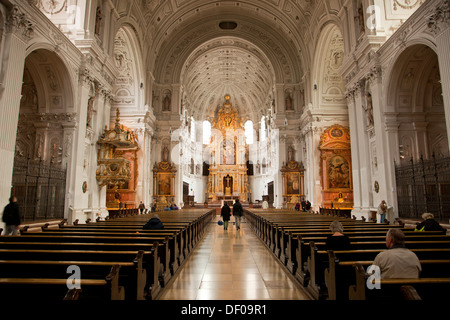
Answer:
xmin=286 ymin=172 xmax=300 ymax=194
xmin=158 ymin=174 xmax=171 ymax=195
xmin=328 ymin=155 xmax=350 ymax=189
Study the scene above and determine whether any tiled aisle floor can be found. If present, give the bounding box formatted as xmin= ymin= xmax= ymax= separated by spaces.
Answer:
xmin=158 ymin=215 xmax=312 ymax=300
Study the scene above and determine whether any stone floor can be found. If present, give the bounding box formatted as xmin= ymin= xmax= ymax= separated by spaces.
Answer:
xmin=158 ymin=215 xmax=312 ymax=300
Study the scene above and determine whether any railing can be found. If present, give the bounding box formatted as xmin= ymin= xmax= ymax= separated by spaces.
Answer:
xmin=11 ymin=156 xmax=67 ymax=222
xmin=395 ymin=154 xmax=450 ymax=222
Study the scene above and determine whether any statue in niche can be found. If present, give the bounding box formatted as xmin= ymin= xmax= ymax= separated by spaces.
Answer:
xmin=86 ymin=97 xmax=95 ymax=128
xmin=95 ymin=7 xmax=102 ymax=36
xmin=288 ymin=146 xmax=295 ymax=162
xmin=162 ymin=94 xmax=171 ymax=111
xmin=358 ymin=5 xmax=365 ymax=34
xmin=285 ymin=93 xmax=293 ymax=111
xmin=364 ymin=92 xmax=374 ymax=127
xmin=162 ymin=146 xmax=169 ymax=162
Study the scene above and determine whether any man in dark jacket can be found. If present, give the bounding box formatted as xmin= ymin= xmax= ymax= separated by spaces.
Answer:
xmin=2 ymin=196 xmax=21 ymax=235
xmin=232 ymin=199 xmax=243 ymax=230
xmin=415 ymin=212 xmax=446 ymax=233
xmin=220 ymin=202 xmax=231 ymax=230
xmin=143 ymin=214 xmax=164 ymax=230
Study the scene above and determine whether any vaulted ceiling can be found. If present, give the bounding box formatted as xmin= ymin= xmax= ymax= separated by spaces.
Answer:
xmin=115 ymin=0 xmax=345 ymax=120
xmin=138 ymin=0 xmax=325 ymax=120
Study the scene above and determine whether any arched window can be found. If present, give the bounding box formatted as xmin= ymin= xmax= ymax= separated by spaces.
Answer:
xmin=244 ymin=120 xmax=253 ymax=145
xmin=203 ymin=120 xmax=211 ymax=144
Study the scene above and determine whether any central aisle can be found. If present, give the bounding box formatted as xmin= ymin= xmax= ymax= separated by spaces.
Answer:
xmin=158 ymin=215 xmax=312 ymax=300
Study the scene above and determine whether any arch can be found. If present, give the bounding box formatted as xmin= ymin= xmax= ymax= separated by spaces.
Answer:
xmin=111 ymin=24 xmax=146 ymax=113
xmin=311 ymin=22 xmax=346 ymax=110
xmin=386 ymin=43 xmax=447 ymax=160
xmin=22 ymin=48 xmax=75 ymax=114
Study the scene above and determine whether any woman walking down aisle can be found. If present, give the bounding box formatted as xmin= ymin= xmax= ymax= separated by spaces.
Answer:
xmin=158 ymin=215 xmax=311 ymax=300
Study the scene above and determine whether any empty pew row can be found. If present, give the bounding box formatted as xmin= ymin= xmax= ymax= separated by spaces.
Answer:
xmin=0 ymin=209 xmax=215 ymax=300
xmin=0 ymin=264 xmax=124 ymax=300
xmin=243 ymin=209 xmax=450 ymax=300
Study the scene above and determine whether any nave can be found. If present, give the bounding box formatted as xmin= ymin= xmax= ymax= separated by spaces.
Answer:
xmin=158 ymin=215 xmax=311 ymax=300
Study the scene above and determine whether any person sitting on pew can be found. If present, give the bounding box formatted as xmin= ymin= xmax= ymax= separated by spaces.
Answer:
xmin=414 ymin=212 xmax=446 ymax=233
xmin=326 ymin=220 xmax=351 ymax=251
xmin=170 ymin=203 xmax=179 ymax=210
xmin=143 ymin=214 xmax=165 ymax=230
xmin=372 ymin=228 xmax=421 ymax=279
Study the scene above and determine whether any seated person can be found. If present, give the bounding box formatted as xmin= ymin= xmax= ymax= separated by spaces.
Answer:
xmin=372 ymin=228 xmax=421 ymax=279
xmin=326 ymin=220 xmax=351 ymax=251
xmin=294 ymin=202 xmax=301 ymax=211
xmin=143 ymin=214 xmax=165 ymax=230
xmin=164 ymin=206 xmax=171 ymax=211
xmin=415 ymin=212 xmax=446 ymax=233
xmin=170 ymin=203 xmax=179 ymax=210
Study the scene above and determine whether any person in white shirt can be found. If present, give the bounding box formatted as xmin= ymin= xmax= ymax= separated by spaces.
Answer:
xmin=372 ymin=228 xmax=422 ymax=279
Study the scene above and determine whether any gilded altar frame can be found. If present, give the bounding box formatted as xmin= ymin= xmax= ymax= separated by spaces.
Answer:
xmin=319 ymin=124 xmax=353 ymax=209
xmin=153 ymin=161 xmax=177 ymax=210
xmin=281 ymin=160 xmax=305 ymax=208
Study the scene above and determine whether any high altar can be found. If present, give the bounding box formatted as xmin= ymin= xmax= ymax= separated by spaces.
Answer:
xmin=207 ymin=95 xmax=249 ymax=202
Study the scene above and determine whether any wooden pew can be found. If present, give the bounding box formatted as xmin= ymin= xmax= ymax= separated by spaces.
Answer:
xmin=306 ymin=238 xmax=450 ymax=299
xmin=349 ymin=263 xmax=450 ymax=300
xmin=0 ymin=247 xmax=155 ymax=300
xmin=0 ymin=234 xmax=168 ymax=296
xmin=0 ymin=264 xmax=124 ymax=300
xmin=288 ymin=230 xmax=444 ymax=278
xmin=325 ymin=250 xmax=450 ymax=300
xmin=37 ymin=229 xmax=183 ymax=275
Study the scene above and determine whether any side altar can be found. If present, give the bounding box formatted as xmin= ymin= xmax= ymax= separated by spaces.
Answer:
xmin=207 ymin=95 xmax=249 ymax=202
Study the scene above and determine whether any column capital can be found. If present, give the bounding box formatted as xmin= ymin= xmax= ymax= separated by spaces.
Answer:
xmin=6 ymin=6 xmax=34 ymax=41
xmin=427 ymin=0 xmax=450 ymax=36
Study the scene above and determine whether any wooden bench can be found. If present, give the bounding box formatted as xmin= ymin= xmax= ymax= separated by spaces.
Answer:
xmin=349 ymin=263 xmax=450 ymax=300
xmin=0 ymin=233 xmax=170 ymax=293
xmin=37 ymin=229 xmax=184 ymax=274
xmin=285 ymin=229 xmax=444 ymax=276
xmin=306 ymin=239 xmax=450 ymax=299
xmin=325 ymin=250 xmax=450 ymax=300
xmin=0 ymin=264 xmax=124 ymax=300
xmin=0 ymin=246 xmax=156 ymax=300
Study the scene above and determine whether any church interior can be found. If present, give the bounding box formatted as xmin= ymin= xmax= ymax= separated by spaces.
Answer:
xmin=0 ymin=0 xmax=450 ymax=305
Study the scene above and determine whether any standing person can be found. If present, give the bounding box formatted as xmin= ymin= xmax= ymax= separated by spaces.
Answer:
xmin=377 ymin=200 xmax=388 ymax=223
xmin=220 ymin=202 xmax=231 ymax=230
xmin=372 ymin=228 xmax=421 ymax=279
xmin=414 ymin=212 xmax=446 ymax=233
xmin=138 ymin=201 xmax=145 ymax=214
xmin=232 ymin=198 xmax=244 ymax=230
xmin=2 ymin=196 xmax=21 ymax=236
xmin=305 ymin=200 xmax=311 ymax=212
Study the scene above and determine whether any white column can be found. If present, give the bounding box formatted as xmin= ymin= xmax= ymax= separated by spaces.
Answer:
xmin=66 ymin=70 xmax=92 ymax=224
xmin=0 ymin=6 xmax=33 ymax=228
xmin=428 ymin=3 xmax=450 ymax=151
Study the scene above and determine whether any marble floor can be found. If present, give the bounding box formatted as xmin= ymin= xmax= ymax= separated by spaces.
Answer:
xmin=158 ymin=215 xmax=312 ymax=300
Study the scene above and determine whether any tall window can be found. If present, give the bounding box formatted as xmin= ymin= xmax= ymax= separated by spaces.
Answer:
xmin=203 ymin=120 xmax=211 ymax=144
xmin=244 ymin=120 xmax=253 ymax=145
